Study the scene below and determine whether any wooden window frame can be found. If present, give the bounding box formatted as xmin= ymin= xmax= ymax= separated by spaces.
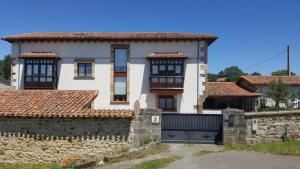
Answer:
xmin=110 ymin=44 xmax=130 ymax=104
xmin=157 ymin=95 xmax=177 ymax=112
xmin=23 ymin=58 xmax=58 ymax=89
xmin=150 ymin=58 xmax=184 ymax=89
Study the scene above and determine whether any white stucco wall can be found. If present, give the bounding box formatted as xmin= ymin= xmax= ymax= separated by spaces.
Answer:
xmin=11 ymin=41 xmax=208 ymax=113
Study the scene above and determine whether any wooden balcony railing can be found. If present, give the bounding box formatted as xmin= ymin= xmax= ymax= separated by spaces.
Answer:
xmin=149 ymin=76 xmax=184 ymax=89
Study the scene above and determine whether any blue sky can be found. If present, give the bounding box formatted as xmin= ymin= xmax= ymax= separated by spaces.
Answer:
xmin=0 ymin=0 xmax=299 ymax=75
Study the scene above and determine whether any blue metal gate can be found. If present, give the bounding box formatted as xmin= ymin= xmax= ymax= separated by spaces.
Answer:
xmin=161 ymin=113 xmax=223 ymax=144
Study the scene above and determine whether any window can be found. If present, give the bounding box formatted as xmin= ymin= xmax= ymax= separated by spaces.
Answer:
xmin=24 ymin=59 xmax=57 ymax=89
xmin=74 ymin=58 xmax=95 ymax=80
xmin=114 ymin=49 xmax=127 ymax=72
xmin=158 ymin=95 xmax=175 ymax=111
xmin=150 ymin=59 xmax=184 ymax=88
xmin=114 ymin=77 xmax=127 ymax=101
xmin=111 ymin=45 xmax=129 ymax=102
xmin=78 ymin=63 xmax=92 ymax=77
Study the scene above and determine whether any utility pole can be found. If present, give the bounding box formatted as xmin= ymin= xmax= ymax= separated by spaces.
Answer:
xmin=287 ymin=45 xmax=291 ymax=76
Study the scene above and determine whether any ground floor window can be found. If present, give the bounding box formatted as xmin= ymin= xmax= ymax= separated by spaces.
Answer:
xmin=158 ymin=95 xmax=175 ymax=111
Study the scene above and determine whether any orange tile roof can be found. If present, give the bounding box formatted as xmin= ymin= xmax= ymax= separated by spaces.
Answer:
xmin=2 ymin=32 xmax=217 ymax=45
xmin=207 ymin=82 xmax=261 ymax=97
xmin=240 ymin=76 xmax=300 ymax=85
xmin=19 ymin=52 xmax=60 ymax=59
xmin=0 ymin=90 xmax=134 ymax=118
xmin=146 ymin=52 xmax=188 ymax=59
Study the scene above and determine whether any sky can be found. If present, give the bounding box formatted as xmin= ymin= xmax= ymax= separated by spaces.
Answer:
xmin=0 ymin=0 xmax=299 ymax=75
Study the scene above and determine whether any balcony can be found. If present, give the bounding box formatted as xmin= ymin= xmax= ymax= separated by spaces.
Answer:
xmin=150 ymin=76 xmax=184 ymax=89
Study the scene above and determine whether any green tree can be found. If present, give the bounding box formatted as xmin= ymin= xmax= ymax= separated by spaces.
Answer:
xmin=217 ymin=70 xmax=225 ymax=78
xmin=271 ymin=69 xmax=296 ymax=76
xmin=223 ymin=66 xmax=246 ymax=82
xmin=1 ymin=54 xmax=11 ymax=80
xmin=251 ymin=72 xmax=261 ymax=76
xmin=267 ymin=80 xmax=290 ymax=109
xmin=208 ymin=73 xmax=218 ymax=82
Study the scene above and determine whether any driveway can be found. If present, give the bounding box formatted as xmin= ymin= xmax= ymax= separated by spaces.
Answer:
xmin=101 ymin=144 xmax=300 ymax=169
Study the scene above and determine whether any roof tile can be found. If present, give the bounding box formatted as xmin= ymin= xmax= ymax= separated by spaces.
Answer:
xmin=240 ymin=76 xmax=300 ymax=85
xmin=0 ymin=90 xmax=134 ymax=118
xmin=207 ymin=82 xmax=261 ymax=97
xmin=2 ymin=32 xmax=217 ymax=44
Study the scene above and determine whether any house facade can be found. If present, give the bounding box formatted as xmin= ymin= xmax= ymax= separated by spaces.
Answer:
xmin=238 ymin=76 xmax=300 ymax=109
xmin=2 ymin=32 xmax=217 ymax=113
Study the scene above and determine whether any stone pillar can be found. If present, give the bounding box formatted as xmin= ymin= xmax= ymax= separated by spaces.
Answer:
xmin=130 ymin=106 xmax=162 ymax=148
xmin=222 ymin=108 xmax=247 ymax=144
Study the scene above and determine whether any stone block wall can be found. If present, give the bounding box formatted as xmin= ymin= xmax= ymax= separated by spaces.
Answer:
xmin=245 ymin=111 xmax=300 ymax=144
xmin=130 ymin=108 xmax=162 ymax=148
xmin=0 ymin=107 xmax=162 ymax=163
xmin=222 ymin=108 xmax=247 ymax=144
xmin=0 ymin=117 xmax=132 ymax=163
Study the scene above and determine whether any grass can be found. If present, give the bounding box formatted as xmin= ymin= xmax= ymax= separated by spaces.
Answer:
xmin=104 ymin=144 xmax=169 ymax=165
xmin=193 ymin=150 xmax=216 ymax=157
xmin=129 ymin=156 xmax=182 ymax=169
xmin=224 ymin=140 xmax=300 ymax=156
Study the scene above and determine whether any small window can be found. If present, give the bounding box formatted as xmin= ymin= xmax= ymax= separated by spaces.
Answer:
xmin=77 ymin=63 xmax=92 ymax=78
xmin=159 ymin=95 xmax=175 ymax=111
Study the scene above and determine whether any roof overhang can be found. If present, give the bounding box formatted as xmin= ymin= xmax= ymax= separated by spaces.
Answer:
xmin=18 ymin=52 xmax=60 ymax=59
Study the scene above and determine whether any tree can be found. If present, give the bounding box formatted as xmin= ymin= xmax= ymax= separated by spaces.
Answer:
xmin=208 ymin=73 xmax=218 ymax=82
xmin=223 ymin=66 xmax=246 ymax=82
xmin=251 ymin=72 xmax=261 ymax=76
xmin=271 ymin=69 xmax=296 ymax=76
xmin=1 ymin=54 xmax=11 ymax=80
xmin=217 ymin=71 xmax=225 ymax=78
xmin=267 ymin=80 xmax=290 ymax=109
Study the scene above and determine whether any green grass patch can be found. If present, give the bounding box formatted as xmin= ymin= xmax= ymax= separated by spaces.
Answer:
xmin=105 ymin=144 xmax=169 ymax=164
xmin=224 ymin=140 xmax=300 ymax=156
xmin=193 ymin=150 xmax=216 ymax=157
xmin=129 ymin=156 xmax=182 ymax=169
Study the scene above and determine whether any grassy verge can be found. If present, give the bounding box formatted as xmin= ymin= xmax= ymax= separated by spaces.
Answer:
xmin=224 ymin=140 xmax=300 ymax=156
xmin=129 ymin=156 xmax=182 ymax=169
xmin=193 ymin=150 xmax=217 ymax=157
xmin=104 ymin=144 xmax=169 ymax=165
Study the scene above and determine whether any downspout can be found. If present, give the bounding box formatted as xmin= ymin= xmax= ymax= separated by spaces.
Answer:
xmin=196 ymin=39 xmax=200 ymax=113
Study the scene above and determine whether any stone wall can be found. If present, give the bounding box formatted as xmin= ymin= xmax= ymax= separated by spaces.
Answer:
xmin=0 ymin=117 xmax=132 ymax=163
xmin=0 ymin=107 xmax=162 ymax=163
xmin=245 ymin=110 xmax=300 ymax=144
xmin=130 ymin=107 xmax=162 ymax=148
xmin=222 ymin=108 xmax=247 ymax=144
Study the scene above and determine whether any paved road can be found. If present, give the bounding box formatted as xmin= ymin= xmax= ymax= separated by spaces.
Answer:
xmin=166 ymin=150 xmax=300 ymax=169
xmin=100 ymin=144 xmax=300 ymax=169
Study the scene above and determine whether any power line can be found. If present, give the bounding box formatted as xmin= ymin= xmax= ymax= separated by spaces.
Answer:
xmin=243 ymin=50 xmax=286 ymax=71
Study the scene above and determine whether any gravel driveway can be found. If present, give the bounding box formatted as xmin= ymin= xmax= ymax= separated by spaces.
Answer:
xmin=100 ymin=144 xmax=300 ymax=169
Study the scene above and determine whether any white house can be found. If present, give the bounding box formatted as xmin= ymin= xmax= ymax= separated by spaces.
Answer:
xmin=238 ymin=76 xmax=300 ymax=109
xmin=2 ymin=32 xmax=217 ymax=113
